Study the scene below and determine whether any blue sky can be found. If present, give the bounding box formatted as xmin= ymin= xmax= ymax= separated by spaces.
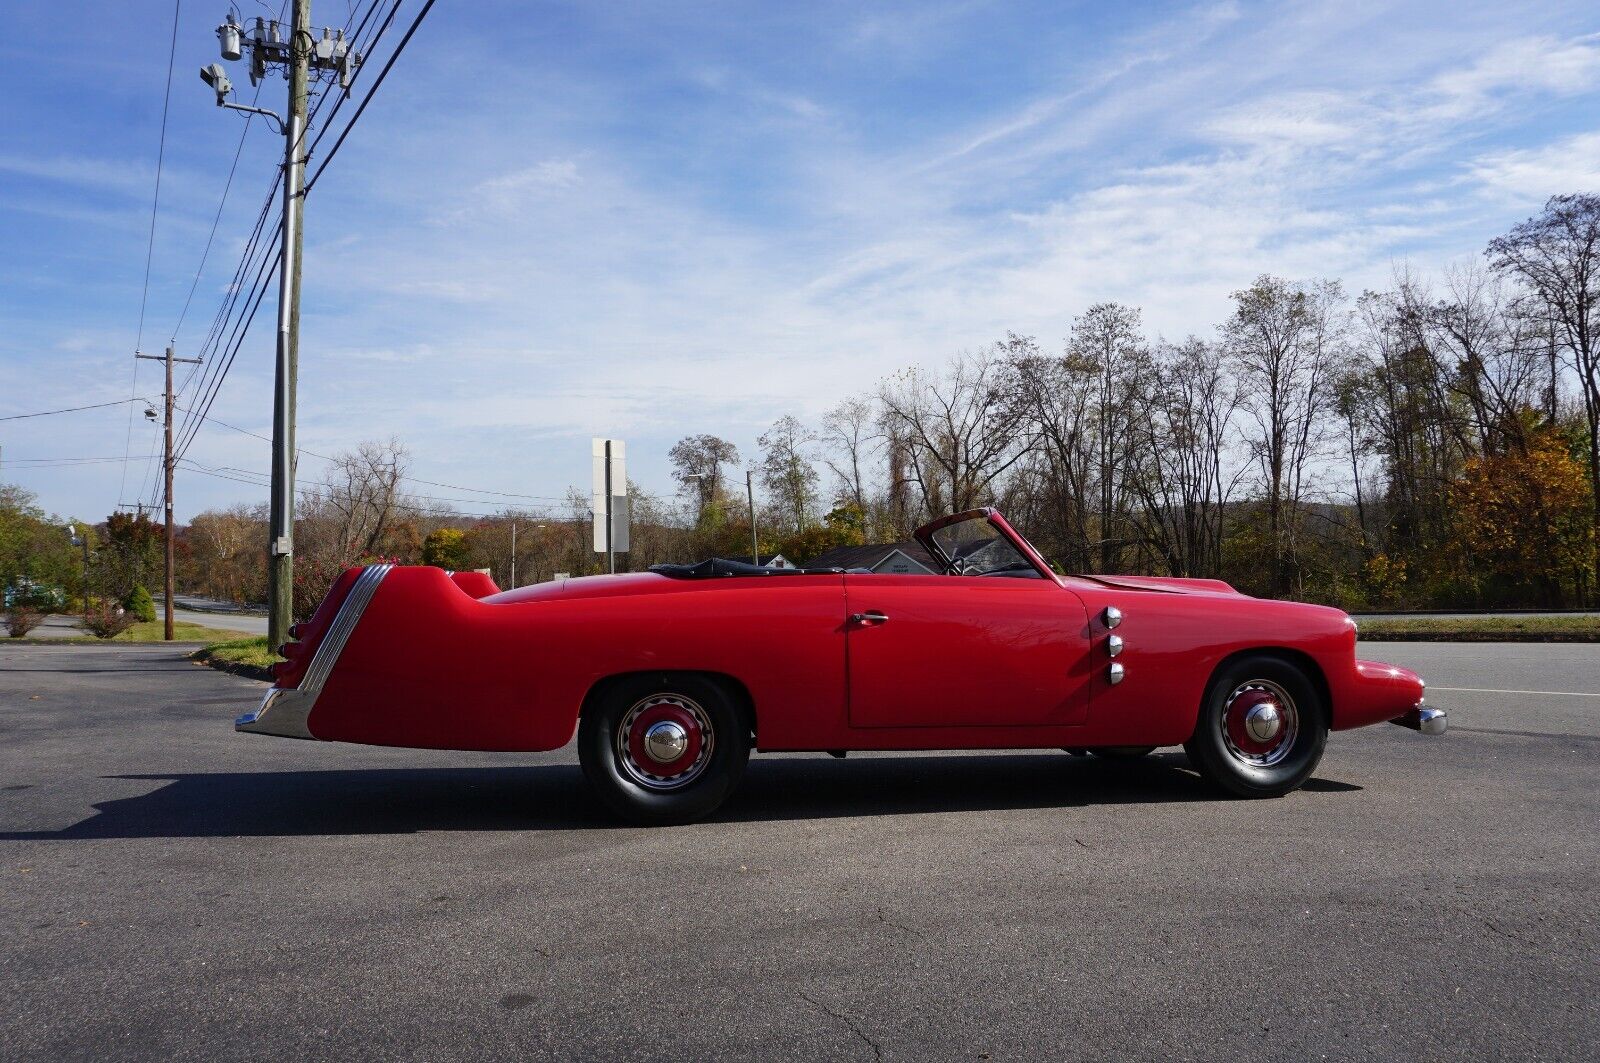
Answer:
xmin=2 ymin=0 xmax=1598 ymax=522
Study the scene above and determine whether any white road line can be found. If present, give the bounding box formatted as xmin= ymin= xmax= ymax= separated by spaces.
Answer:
xmin=1432 ymin=686 xmax=1600 ymax=698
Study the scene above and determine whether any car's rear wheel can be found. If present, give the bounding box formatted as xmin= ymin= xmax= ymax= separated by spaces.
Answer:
xmin=578 ymin=674 xmax=750 ymax=825
xmin=1184 ymin=654 xmax=1327 ymax=798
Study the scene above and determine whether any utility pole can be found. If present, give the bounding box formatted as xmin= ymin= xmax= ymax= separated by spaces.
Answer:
xmin=746 ymin=470 xmax=759 ymax=566
xmin=510 ymin=520 xmax=516 ymax=589
xmin=266 ymin=0 xmax=312 ymax=652
xmin=204 ymin=4 xmax=357 ymax=650
xmin=137 ymin=346 xmax=201 ymax=640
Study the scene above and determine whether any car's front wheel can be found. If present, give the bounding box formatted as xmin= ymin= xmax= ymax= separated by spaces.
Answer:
xmin=1184 ymin=655 xmax=1327 ymax=798
xmin=578 ymin=674 xmax=751 ymax=825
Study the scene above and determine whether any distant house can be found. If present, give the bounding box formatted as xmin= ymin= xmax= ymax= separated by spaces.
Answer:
xmin=727 ymin=553 xmax=796 ymax=570
xmin=802 ymin=542 xmax=938 ymax=574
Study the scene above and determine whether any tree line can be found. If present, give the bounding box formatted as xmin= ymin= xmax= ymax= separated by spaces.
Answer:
xmin=4 ymin=194 xmax=1594 ymax=619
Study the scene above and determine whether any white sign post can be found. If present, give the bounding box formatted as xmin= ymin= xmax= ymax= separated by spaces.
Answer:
xmin=591 ymin=438 xmax=629 ymax=573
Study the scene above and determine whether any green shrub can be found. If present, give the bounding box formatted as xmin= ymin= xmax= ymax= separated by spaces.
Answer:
xmin=123 ymin=585 xmax=156 ymax=623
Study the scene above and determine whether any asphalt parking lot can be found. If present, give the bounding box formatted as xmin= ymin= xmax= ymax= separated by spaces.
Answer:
xmin=1 ymin=642 xmax=1596 ymax=1061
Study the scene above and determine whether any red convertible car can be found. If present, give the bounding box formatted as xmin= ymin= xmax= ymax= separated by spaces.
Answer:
xmin=238 ymin=508 xmax=1443 ymax=824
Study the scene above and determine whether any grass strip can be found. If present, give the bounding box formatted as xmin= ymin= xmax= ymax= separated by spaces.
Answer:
xmin=1358 ymin=615 xmax=1600 ymax=642
xmin=191 ymin=635 xmax=281 ymax=681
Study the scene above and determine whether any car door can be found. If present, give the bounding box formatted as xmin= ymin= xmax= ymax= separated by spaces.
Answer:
xmin=844 ymin=574 xmax=1092 ymax=729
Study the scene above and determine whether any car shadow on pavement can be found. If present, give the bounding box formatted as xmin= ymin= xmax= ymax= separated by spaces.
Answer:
xmin=0 ymin=753 xmax=1361 ymax=840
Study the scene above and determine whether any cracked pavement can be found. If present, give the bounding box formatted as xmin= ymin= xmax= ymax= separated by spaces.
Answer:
xmin=1 ymin=641 xmax=1596 ymax=1060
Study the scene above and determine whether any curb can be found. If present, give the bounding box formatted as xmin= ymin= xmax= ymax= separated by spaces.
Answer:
xmin=188 ymin=651 xmax=275 ymax=682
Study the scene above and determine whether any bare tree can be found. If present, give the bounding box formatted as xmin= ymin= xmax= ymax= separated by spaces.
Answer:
xmin=1069 ymin=304 xmax=1147 ymax=572
xmin=1429 ymin=266 xmax=1545 ymax=455
xmin=1124 ymin=338 xmax=1243 ymax=577
xmin=1004 ymin=334 xmax=1097 ymax=572
xmin=820 ymin=397 xmax=878 ymax=515
xmin=1225 ymin=276 xmax=1345 ymax=594
xmin=877 ymin=347 xmax=1027 ymax=520
xmin=1489 ymin=194 xmax=1600 ymax=597
xmin=327 ymin=439 xmax=408 ymax=561
xmin=758 ymin=415 xmax=820 ymax=535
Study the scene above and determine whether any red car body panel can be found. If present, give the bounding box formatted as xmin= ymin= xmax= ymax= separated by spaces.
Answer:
xmin=244 ymin=510 xmax=1429 ymax=754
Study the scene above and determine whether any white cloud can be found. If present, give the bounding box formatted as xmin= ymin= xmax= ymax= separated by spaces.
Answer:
xmin=1467 ymin=130 xmax=1600 ymax=204
xmin=1430 ymin=33 xmax=1600 ymax=110
xmin=449 ymin=159 xmax=582 ymax=220
xmin=0 ymin=154 xmax=153 ymax=194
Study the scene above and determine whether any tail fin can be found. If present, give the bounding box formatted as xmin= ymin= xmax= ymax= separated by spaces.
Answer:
xmin=447 ymin=569 xmax=499 ymax=599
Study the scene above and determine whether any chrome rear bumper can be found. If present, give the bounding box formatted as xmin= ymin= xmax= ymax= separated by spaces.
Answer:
xmin=236 ymin=687 xmax=317 ymax=739
xmin=1390 ymin=703 xmax=1447 ymax=735
xmin=234 ymin=563 xmax=393 ymax=741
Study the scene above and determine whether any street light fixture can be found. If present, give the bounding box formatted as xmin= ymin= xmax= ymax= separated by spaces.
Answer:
xmin=199 ymin=60 xmax=285 ymax=132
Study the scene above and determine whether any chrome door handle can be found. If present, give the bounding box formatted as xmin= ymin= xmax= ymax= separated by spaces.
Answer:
xmin=851 ymin=611 xmax=889 ymax=624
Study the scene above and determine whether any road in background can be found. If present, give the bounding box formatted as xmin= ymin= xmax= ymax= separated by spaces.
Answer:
xmin=23 ymin=609 xmax=264 ymax=640
xmin=1 ymin=641 xmax=1595 ymax=1060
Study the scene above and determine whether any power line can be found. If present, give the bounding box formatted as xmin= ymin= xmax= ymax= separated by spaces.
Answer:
xmin=176 ymin=458 xmax=574 ymax=517
xmin=171 ymin=80 xmax=266 ymax=344
xmin=172 ymin=230 xmax=281 ymax=463
xmin=120 ymin=0 xmax=183 ymax=515
xmin=172 ymin=407 xmax=576 ymax=502
xmin=0 ymin=457 xmax=143 ymax=467
xmin=136 ymin=0 xmax=183 ymax=353
xmin=168 ymin=0 xmax=376 ymax=461
xmin=305 ymin=0 xmax=435 ymax=192
xmin=304 ymin=0 xmax=397 ymax=162
xmin=173 ymin=172 xmax=282 ymax=452
xmin=172 ymin=177 xmax=285 ymax=461
xmin=0 ymin=397 xmax=158 ymax=422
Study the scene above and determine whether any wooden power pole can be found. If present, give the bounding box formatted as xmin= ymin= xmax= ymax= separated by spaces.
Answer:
xmin=136 ymin=345 xmax=201 ymax=640
xmin=266 ymin=0 xmax=312 ymax=651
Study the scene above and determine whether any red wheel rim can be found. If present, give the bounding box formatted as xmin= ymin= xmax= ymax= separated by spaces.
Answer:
xmin=614 ymin=694 xmax=714 ymax=791
xmin=1221 ymin=681 xmax=1298 ymax=767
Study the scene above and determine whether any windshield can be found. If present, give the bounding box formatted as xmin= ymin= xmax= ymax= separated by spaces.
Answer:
xmin=929 ymin=517 xmax=1037 ymax=576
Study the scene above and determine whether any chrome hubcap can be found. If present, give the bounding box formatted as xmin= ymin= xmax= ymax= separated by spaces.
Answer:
xmin=1221 ymin=680 xmax=1299 ymax=767
xmin=1244 ymin=702 xmax=1282 ymax=743
xmin=616 ymin=694 xmax=714 ymax=791
xmin=642 ymin=721 xmax=689 ymax=763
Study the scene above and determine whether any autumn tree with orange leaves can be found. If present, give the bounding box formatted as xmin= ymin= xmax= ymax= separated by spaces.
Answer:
xmin=1453 ymin=430 xmax=1593 ymax=606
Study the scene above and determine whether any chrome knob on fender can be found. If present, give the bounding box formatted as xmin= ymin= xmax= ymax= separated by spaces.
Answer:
xmin=1108 ymin=662 xmax=1125 ymax=685
xmin=1103 ymin=605 xmax=1122 ymax=629
xmin=1107 ymin=634 xmax=1123 ymax=658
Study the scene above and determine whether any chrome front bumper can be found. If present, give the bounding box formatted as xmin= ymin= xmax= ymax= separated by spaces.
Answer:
xmin=1390 ymin=702 xmax=1447 ymax=735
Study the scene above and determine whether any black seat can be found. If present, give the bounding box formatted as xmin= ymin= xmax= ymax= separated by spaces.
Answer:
xmin=649 ymin=559 xmax=838 ymax=579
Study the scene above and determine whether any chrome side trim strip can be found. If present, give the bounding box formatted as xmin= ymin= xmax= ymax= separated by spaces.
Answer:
xmin=235 ymin=564 xmax=394 ymax=740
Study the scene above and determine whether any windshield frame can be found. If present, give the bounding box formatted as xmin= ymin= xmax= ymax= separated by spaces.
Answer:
xmin=912 ymin=508 xmax=1061 ymax=584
